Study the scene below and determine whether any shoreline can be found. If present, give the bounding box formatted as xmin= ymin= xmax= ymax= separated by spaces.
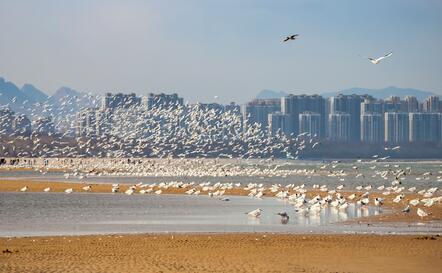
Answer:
xmin=1 ymin=177 xmax=442 ymax=272
xmin=1 ymin=233 xmax=441 ymax=273
xmin=1 ymin=179 xmax=441 ymax=224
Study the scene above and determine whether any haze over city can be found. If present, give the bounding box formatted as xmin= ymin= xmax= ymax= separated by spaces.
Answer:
xmin=1 ymin=0 xmax=442 ymax=103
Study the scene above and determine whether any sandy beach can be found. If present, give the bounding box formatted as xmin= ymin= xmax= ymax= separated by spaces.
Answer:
xmin=1 ymin=234 xmax=441 ymax=273
xmin=1 ymin=176 xmax=441 ymax=273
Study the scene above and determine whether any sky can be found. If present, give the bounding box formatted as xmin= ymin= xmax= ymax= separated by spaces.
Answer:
xmin=1 ymin=0 xmax=441 ymax=103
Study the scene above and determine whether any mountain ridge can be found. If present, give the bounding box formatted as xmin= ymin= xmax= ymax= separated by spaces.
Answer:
xmin=256 ymin=86 xmax=439 ymax=101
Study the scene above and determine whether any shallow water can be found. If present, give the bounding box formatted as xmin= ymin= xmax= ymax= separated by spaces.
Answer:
xmin=0 ymin=192 xmax=388 ymax=237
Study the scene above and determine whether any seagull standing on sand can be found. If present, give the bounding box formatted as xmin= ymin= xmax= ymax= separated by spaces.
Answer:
xmin=246 ymin=208 xmax=262 ymax=218
xmin=366 ymin=52 xmax=393 ymax=64
xmin=374 ymin=197 xmax=384 ymax=208
xmin=283 ymin=34 xmax=299 ymax=42
xmin=417 ymin=208 xmax=429 ymax=218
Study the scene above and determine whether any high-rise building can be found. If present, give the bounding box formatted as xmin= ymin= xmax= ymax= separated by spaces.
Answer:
xmin=268 ymin=112 xmax=291 ymax=136
xmin=384 ymin=112 xmax=409 ymax=143
xmin=328 ymin=94 xmax=363 ymax=142
xmin=102 ymin=93 xmax=141 ymax=110
xmin=299 ymin=112 xmax=321 ymax=137
xmin=384 ymin=96 xmax=405 ymax=112
xmin=423 ymin=96 xmax=441 ymax=113
xmin=143 ymin=93 xmax=184 ymax=109
xmin=361 ymin=97 xmax=384 ymax=115
xmin=361 ymin=113 xmax=384 ymax=143
xmin=440 ymin=113 xmax=442 ymax=143
xmin=328 ymin=113 xmax=351 ymax=142
xmin=409 ymin=112 xmax=441 ymax=143
xmin=242 ymin=99 xmax=280 ymax=131
xmin=404 ymin=96 xmax=419 ymax=112
xmin=281 ymin=94 xmax=325 ymax=136
xmin=76 ymin=108 xmax=97 ymax=137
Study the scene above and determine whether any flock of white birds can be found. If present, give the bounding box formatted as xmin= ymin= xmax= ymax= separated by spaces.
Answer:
xmin=3 ymin=35 xmax=439 ymax=226
xmin=12 ymin=157 xmax=441 ymax=222
xmin=2 ymin=33 xmax=394 ymax=160
xmin=2 ymin=103 xmax=325 ymax=159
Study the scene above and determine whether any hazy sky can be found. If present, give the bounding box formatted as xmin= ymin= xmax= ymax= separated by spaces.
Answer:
xmin=1 ymin=0 xmax=441 ymax=103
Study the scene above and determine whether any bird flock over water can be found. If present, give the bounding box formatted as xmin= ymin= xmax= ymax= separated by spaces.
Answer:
xmin=2 ymin=32 xmax=438 ymax=227
xmin=12 ymin=157 xmax=441 ymax=221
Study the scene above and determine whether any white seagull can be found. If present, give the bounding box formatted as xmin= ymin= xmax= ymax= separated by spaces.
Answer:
xmin=402 ymin=205 xmax=410 ymax=213
xmin=246 ymin=208 xmax=262 ymax=217
xmin=417 ymin=208 xmax=429 ymax=218
xmin=366 ymin=52 xmax=393 ymax=64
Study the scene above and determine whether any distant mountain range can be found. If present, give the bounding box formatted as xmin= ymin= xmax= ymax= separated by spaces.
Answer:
xmin=1 ymin=76 xmax=440 ymax=116
xmin=0 ymin=77 xmax=97 ymax=113
xmin=0 ymin=77 xmax=98 ymax=135
xmin=255 ymin=89 xmax=289 ymax=100
xmin=256 ymin=87 xmax=439 ymax=102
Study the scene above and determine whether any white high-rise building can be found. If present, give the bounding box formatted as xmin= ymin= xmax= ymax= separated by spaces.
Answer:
xmin=299 ymin=112 xmax=321 ymax=137
xmin=409 ymin=112 xmax=441 ymax=143
xmin=76 ymin=108 xmax=97 ymax=137
xmin=268 ymin=112 xmax=291 ymax=136
xmin=384 ymin=112 xmax=409 ymax=144
xmin=328 ymin=113 xmax=351 ymax=142
xmin=361 ymin=113 xmax=384 ymax=143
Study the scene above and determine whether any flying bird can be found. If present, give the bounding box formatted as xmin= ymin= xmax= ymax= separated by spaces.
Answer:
xmin=283 ymin=34 xmax=299 ymax=42
xmin=365 ymin=52 xmax=393 ymax=64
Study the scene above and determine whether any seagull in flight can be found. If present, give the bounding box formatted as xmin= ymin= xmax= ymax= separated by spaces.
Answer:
xmin=366 ymin=52 xmax=393 ymax=64
xmin=283 ymin=34 xmax=299 ymax=42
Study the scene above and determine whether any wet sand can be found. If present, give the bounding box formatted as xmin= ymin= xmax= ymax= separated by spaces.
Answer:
xmin=1 ymin=234 xmax=441 ymax=273
xmin=1 ymin=179 xmax=441 ymax=223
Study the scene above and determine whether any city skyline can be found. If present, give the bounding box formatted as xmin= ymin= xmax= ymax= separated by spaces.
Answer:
xmin=1 ymin=0 xmax=442 ymax=104
xmin=2 ymin=90 xmax=441 ymax=144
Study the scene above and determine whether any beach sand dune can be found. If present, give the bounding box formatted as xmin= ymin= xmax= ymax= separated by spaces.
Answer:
xmin=1 ymin=234 xmax=441 ymax=273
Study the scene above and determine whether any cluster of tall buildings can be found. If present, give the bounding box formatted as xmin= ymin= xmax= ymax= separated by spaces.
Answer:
xmin=76 ymin=92 xmax=241 ymax=138
xmin=2 ymin=89 xmax=441 ymax=146
xmin=243 ymin=94 xmax=442 ymax=144
xmin=0 ymin=108 xmax=55 ymax=136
